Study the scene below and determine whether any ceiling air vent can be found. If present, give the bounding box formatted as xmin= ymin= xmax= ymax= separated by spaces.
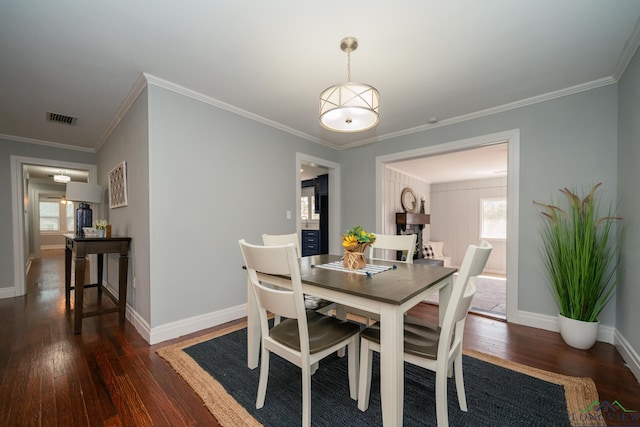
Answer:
xmin=47 ymin=112 xmax=77 ymax=125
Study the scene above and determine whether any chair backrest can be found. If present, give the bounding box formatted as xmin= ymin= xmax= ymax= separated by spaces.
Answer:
xmin=239 ymin=240 xmax=311 ymax=353
xmin=262 ymin=233 xmax=301 ymax=258
xmin=368 ymin=233 xmax=417 ymax=263
xmin=439 ymin=241 xmax=492 ymax=359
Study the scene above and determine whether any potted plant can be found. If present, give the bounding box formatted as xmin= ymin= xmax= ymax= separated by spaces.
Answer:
xmin=534 ymin=183 xmax=621 ymax=349
xmin=95 ymin=219 xmax=108 ymax=238
xmin=341 ymin=225 xmax=376 ymax=270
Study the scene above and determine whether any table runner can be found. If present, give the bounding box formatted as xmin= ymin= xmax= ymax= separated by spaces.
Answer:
xmin=315 ymin=261 xmax=393 ymax=275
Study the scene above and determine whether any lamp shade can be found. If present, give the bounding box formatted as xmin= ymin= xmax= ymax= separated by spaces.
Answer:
xmin=66 ymin=182 xmax=103 ymax=203
xmin=54 ymin=173 xmax=71 ymax=183
xmin=319 ymin=82 xmax=380 ymax=132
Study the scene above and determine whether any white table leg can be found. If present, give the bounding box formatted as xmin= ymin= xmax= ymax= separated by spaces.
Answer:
xmin=379 ymin=304 xmax=404 ymax=426
xmin=247 ymin=276 xmax=260 ymax=369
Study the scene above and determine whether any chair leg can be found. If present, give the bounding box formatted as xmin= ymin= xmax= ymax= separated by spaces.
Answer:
xmin=336 ymin=305 xmax=347 ymax=358
xmin=301 ymin=363 xmax=312 ymax=427
xmin=256 ymin=348 xmax=270 ymax=409
xmin=357 ymin=339 xmax=373 ymax=411
xmin=454 ymin=353 xmax=468 ymax=412
xmin=435 ymin=369 xmax=449 ymax=427
xmin=347 ymin=336 xmax=359 ymax=400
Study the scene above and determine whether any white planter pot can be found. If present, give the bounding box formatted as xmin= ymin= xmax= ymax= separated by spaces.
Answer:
xmin=558 ymin=314 xmax=599 ymax=350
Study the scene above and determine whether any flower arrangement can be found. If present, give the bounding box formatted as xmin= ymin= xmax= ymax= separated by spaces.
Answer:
xmin=341 ymin=226 xmax=376 ymax=269
xmin=95 ymin=219 xmax=108 ymax=230
xmin=342 ymin=225 xmax=376 ymax=252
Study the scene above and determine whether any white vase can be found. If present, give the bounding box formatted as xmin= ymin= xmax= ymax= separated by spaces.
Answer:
xmin=558 ymin=313 xmax=599 ymax=350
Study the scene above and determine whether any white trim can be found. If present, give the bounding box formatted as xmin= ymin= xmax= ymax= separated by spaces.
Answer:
xmin=127 ymin=305 xmax=152 ymax=343
xmin=8 ymin=156 xmax=97 ymax=298
xmin=613 ymin=19 xmax=640 ymax=81
xmin=517 ymin=310 xmax=616 ymax=345
xmin=0 ymin=133 xmax=95 ymax=153
xmin=338 ymin=78 xmax=615 ymax=150
xmin=375 ymin=129 xmax=520 ymax=323
xmin=147 ymin=304 xmax=247 ymax=345
xmin=615 ymin=330 xmax=640 ymax=383
xmin=0 ymin=286 xmax=17 ymax=299
xmin=295 ymin=153 xmax=342 ymax=255
xmin=96 ymin=74 xmax=148 ymax=151
xmin=144 ymin=73 xmax=334 ymax=150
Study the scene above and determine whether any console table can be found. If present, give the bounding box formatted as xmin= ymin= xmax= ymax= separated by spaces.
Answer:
xmin=64 ymin=234 xmax=131 ymax=333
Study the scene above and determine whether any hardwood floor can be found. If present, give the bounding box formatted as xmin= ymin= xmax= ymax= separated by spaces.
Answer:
xmin=1 ymin=249 xmax=638 ymax=426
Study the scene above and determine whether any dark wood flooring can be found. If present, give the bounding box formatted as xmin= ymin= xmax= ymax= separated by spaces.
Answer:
xmin=1 ymin=249 xmax=638 ymax=426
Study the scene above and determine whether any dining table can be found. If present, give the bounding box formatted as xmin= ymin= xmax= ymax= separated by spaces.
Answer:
xmin=246 ymin=253 xmax=457 ymax=426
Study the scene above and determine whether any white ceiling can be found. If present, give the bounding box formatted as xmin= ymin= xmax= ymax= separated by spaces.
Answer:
xmin=389 ymin=143 xmax=508 ymax=183
xmin=1 ymin=1 xmax=640 ymax=154
xmin=23 ymin=165 xmax=89 ymax=183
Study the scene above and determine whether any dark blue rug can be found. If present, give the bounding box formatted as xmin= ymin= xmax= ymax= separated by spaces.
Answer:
xmin=160 ymin=324 xmax=601 ymax=426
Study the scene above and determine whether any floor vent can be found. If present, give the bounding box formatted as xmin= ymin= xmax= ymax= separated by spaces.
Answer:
xmin=47 ymin=112 xmax=77 ymax=125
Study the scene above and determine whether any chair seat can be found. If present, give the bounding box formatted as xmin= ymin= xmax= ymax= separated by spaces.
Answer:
xmin=272 ymin=311 xmax=361 ymax=354
xmin=360 ymin=315 xmax=441 ymax=359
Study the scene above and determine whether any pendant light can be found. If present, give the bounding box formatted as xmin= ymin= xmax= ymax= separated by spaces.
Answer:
xmin=319 ymin=37 xmax=380 ymax=132
xmin=54 ymin=171 xmax=71 ymax=183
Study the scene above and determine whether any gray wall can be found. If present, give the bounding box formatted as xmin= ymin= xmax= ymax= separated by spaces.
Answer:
xmin=96 ymin=88 xmax=150 ymax=324
xmin=0 ymin=138 xmax=95 ymax=290
xmin=617 ymin=47 xmax=640 ymax=361
xmin=141 ymin=82 xmax=338 ymax=330
xmin=339 ymin=84 xmax=619 ymax=327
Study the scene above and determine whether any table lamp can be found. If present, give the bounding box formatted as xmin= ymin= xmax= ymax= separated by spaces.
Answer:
xmin=66 ymin=182 xmax=103 ymax=237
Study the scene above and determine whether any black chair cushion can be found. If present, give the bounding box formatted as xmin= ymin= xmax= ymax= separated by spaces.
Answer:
xmin=271 ymin=310 xmax=361 ymax=354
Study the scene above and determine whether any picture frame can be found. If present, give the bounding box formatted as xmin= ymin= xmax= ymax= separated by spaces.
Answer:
xmin=108 ymin=161 xmax=128 ymax=208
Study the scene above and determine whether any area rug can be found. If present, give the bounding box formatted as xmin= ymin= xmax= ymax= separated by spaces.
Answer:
xmin=158 ymin=322 xmax=604 ymax=427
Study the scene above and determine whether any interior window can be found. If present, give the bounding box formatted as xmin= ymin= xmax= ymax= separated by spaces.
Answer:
xmin=39 ymin=201 xmax=60 ymax=231
xmin=480 ymin=198 xmax=507 ymax=240
xmin=40 ymin=198 xmax=76 ymax=232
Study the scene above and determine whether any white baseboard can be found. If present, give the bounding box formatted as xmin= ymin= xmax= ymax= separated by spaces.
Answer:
xmin=147 ymin=304 xmax=247 ymax=345
xmin=614 ymin=330 xmax=640 ymax=383
xmin=0 ymin=286 xmax=16 ymax=299
xmin=99 ymin=279 xmax=247 ymax=345
xmin=516 ymin=310 xmax=616 ymax=344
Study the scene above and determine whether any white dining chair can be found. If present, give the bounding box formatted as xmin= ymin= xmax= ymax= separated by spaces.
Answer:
xmin=368 ymin=233 xmax=417 ymax=263
xmin=357 ymin=240 xmax=492 ymax=427
xmin=239 ymin=239 xmax=361 ymax=427
xmin=262 ymin=232 xmax=330 ymax=317
xmin=262 ymin=233 xmax=301 ymax=258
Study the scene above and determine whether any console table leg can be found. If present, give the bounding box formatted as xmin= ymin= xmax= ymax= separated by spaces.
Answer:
xmin=118 ymin=255 xmax=128 ymax=325
xmin=74 ymin=256 xmax=86 ymax=334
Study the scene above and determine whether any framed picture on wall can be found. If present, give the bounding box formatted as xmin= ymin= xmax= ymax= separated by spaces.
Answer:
xmin=108 ymin=161 xmax=128 ymax=208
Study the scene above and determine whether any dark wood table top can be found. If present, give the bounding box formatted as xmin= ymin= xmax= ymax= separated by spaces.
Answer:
xmin=299 ymin=254 xmax=456 ymax=305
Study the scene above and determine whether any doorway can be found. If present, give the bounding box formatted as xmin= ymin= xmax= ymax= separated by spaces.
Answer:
xmin=375 ymin=129 xmax=520 ymax=322
xmin=296 ymin=153 xmax=341 ymax=255
xmin=9 ymin=155 xmax=97 ymax=297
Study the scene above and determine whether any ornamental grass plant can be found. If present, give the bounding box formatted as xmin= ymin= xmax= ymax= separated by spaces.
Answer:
xmin=534 ymin=183 xmax=622 ymax=322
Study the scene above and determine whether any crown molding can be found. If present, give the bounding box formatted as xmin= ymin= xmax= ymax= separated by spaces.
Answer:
xmin=337 ymin=76 xmax=617 ymax=151
xmin=141 ymin=73 xmax=338 ymax=150
xmin=95 ymin=73 xmax=148 ymax=151
xmin=613 ymin=18 xmax=640 ymax=81
xmin=0 ymin=133 xmax=95 ymax=153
